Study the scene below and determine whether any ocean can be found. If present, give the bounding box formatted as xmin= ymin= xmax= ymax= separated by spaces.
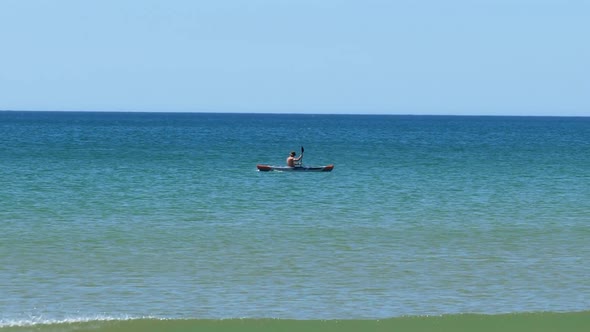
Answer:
xmin=1 ymin=111 xmax=589 ymax=331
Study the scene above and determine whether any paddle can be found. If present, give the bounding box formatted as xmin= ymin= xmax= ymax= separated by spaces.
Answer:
xmin=300 ymin=146 xmax=304 ymax=165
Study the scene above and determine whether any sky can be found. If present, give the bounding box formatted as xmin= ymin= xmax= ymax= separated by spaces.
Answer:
xmin=0 ymin=0 xmax=588 ymax=116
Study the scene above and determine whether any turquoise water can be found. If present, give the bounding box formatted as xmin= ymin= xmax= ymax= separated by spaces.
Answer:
xmin=1 ymin=111 xmax=589 ymax=328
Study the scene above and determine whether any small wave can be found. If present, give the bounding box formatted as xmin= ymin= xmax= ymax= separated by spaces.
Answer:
xmin=0 ymin=314 xmax=153 ymax=328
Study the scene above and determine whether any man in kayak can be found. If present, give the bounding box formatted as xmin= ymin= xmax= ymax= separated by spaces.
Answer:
xmin=287 ymin=151 xmax=303 ymax=167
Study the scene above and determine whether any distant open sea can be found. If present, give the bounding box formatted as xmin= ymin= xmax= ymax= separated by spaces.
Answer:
xmin=1 ymin=111 xmax=589 ymax=331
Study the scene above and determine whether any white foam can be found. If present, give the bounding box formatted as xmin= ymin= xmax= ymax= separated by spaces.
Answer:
xmin=0 ymin=314 xmax=156 ymax=328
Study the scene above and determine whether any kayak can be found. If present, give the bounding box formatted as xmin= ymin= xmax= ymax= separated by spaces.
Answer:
xmin=257 ymin=164 xmax=334 ymax=172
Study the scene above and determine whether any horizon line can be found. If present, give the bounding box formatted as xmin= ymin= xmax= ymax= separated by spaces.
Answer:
xmin=1 ymin=109 xmax=588 ymax=118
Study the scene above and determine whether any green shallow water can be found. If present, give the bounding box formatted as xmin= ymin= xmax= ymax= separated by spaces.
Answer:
xmin=3 ymin=312 xmax=590 ymax=332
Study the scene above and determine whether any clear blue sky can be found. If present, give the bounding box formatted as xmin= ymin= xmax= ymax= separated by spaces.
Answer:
xmin=1 ymin=0 xmax=588 ymax=115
